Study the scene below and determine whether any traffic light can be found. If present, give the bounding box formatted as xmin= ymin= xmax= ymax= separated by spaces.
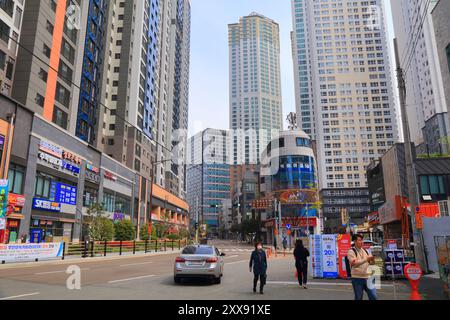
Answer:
xmin=194 ymin=222 xmax=199 ymax=230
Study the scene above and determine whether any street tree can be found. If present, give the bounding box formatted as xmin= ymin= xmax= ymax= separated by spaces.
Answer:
xmin=86 ymin=203 xmax=114 ymax=241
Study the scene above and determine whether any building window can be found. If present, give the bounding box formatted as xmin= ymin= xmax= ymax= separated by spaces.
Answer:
xmin=446 ymin=43 xmax=450 ymax=72
xmin=35 ymin=173 xmax=53 ymax=199
xmin=8 ymin=164 xmax=25 ymax=195
xmin=52 ymin=107 xmax=68 ymax=130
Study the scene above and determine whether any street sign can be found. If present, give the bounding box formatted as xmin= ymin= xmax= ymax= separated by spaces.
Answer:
xmin=404 ymin=263 xmax=423 ymax=300
xmin=286 ymin=223 xmax=291 ymax=230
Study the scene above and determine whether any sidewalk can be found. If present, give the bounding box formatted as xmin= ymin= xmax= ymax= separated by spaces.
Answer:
xmin=0 ymin=249 xmax=182 ymax=270
xmin=419 ymin=273 xmax=448 ymax=300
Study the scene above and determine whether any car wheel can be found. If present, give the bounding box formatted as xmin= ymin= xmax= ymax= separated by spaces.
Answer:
xmin=174 ymin=277 xmax=181 ymax=284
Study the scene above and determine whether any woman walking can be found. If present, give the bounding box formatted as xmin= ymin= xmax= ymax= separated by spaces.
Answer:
xmin=249 ymin=242 xmax=268 ymax=294
xmin=293 ymin=239 xmax=310 ymax=288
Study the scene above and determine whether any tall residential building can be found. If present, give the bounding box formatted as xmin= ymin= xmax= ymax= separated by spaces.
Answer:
xmin=228 ymin=13 xmax=283 ymax=166
xmin=391 ymin=0 xmax=449 ymax=154
xmin=0 ymin=0 xmax=24 ymax=96
xmin=11 ymin=0 xmax=105 ymax=136
xmin=291 ymin=0 xmax=399 ymax=228
xmin=432 ymin=0 xmax=450 ymax=136
xmin=99 ymin=0 xmax=190 ymax=200
xmin=187 ymin=129 xmax=230 ymax=233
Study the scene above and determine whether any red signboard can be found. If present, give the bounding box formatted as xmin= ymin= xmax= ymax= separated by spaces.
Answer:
xmin=337 ymin=234 xmax=352 ymax=279
xmin=404 ymin=263 xmax=423 ymax=300
xmin=8 ymin=194 xmax=26 ymax=207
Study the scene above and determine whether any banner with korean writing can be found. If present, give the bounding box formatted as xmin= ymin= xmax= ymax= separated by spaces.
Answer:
xmin=0 ymin=179 xmax=9 ymax=220
xmin=310 ymin=235 xmax=323 ymax=278
xmin=0 ymin=243 xmax=64 ymax=263
xmin=322 ymin=234 xmax=338 ymax=278
xmin=337 ymin=234 xmax=352 ymax=279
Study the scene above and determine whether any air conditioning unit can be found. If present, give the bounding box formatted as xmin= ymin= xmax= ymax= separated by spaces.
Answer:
xmin=438 ymin=200 xmax=450 ymax=217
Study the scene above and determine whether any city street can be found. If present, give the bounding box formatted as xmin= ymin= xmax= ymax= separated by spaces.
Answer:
xmin=0 ymin=241 xmax=437 ymax=300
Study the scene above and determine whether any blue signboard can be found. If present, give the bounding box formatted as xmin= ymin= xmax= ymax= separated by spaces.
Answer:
xmin=62 ymin=160 xmax=80 ymax=175
xmin=52 ymin=183 xmax=77 ymax=205
xmin=32 ymin=199 xmax=61 ymax=212
xmin=310 ymin=235 xmax=323 ymax=278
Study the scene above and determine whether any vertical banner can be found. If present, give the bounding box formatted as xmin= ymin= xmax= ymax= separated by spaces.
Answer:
xmin=310 ymin=235 xmax=323 ymax=278
xmin=0 ymin=179 xmax=8 ymax=239
xmin=337 ymin=234 xmax=352 ymax=279
xmin=322 ymin=234 xmax=338 ymax=278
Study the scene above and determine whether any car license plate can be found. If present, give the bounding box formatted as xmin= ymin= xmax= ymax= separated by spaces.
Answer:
xmin=187 ymin=261 xmax=203 ymax=266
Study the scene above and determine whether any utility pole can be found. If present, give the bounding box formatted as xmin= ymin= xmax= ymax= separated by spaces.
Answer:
xmin=394 ymin=38 xmax=428 ymax=272
xmin=278 ymin=199 xmax=282 ymax=249
xmin=195 ymin=197 xmax=199 ymax=244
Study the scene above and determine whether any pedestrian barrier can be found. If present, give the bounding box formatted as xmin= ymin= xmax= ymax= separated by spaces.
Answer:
xmin=64 ymin=239 xmax=191 ymax=259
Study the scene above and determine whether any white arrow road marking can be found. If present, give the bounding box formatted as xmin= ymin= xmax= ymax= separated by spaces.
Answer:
xmin=0 ymin=292 xmax=40 ymax=300
xmin=108 ymin=275 xmax=156 ymax=284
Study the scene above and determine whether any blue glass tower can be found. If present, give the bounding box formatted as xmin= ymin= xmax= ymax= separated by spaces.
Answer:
xmin=76 ymin=0 xmax=108 ymax=144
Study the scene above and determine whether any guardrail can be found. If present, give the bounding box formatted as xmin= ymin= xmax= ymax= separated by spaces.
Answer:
xmin=65 ymin=239 xmax=191 ymax=259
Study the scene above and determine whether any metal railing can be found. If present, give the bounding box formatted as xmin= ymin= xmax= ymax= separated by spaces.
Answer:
xmin=65 ymin=239 xmax=191 ymax=259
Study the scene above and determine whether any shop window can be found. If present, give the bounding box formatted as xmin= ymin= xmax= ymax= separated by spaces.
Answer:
xmin=8 ymin=164 xmax=25 ymax=195
xmin=83 ymin=187 xmax=98 ymax=207
xmin=35 ymin=173 xmax=53 ymax=199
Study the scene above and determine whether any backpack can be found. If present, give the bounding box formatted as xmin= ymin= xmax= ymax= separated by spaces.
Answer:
xmin=345 ymin=247 xmax=369 ymax=278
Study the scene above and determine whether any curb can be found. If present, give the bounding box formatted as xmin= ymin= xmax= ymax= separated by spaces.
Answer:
xmin=0 ymin=250 xmax=182 ymax=270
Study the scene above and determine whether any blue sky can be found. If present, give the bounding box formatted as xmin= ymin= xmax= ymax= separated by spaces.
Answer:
xmin=188 ymin=0 xmax=396 ymax=137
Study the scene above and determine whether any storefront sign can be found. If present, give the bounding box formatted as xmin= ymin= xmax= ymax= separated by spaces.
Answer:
xmin=279 ymin=189 xmax=318 ymax=205
xmin=0 ymin=135 xmax=4 ymax=147
xmin=32 ymin=199 xmax=61 ymax=212
xmin=337 ymin=234 xmax=352 ymax=279
xmin=8 ymin=194 xmax=26 ymax=207
xmin=0 ymin=218 xmax=6 ymax=230
xmin=39 ymin=141 xmax=62 ymax=158
xmin=54 ymin=183 xmax=77 ymax=205
xmin=85 ymin=171 xmax=100 ymax=183
xmin=62 ymin=160 xmax=80 ymax=175
xmin=0 ymin=179 xmax=9 ymax=220
xmin=322 ymin=234 xmax=338 ymax=279
xmin=38 ymin=152 xmax=63 ymax=167
xmin=104 ymin=171 xmax=117 ymax=181
xmin=62 ymin=150 xmax=82 ymax=165
xmin=113 ymin=213 xmax=125 ymax=221
xmin=86 ymin=163 xmax=100 ymax=173
xmin=367 ymin=212 xmax=380 ymax=226
xmin=0 ymin=243 xmax=64 ymax=263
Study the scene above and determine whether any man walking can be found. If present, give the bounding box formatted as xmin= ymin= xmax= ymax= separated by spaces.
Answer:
xmin=347 ymin=234 xmax=377 ymax=300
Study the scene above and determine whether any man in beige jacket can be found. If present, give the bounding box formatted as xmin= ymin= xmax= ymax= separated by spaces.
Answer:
xmin=347 ymin=234 xmax=377 ymax=300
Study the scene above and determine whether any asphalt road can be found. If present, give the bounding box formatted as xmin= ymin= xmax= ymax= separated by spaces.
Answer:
xmin=0 ymin=241 xmax=415 ymax=300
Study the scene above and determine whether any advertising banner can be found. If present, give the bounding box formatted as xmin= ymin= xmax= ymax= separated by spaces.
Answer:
xmin=0 ymin=243 xmax=64 ymax=263
xmin=322 ymin=234 xmax=338 ymax=278
xmin=54 ymin=183 xmax=77 ymax=205
xmin=0 ymin=180 xmax=9 ymax=223
xmin=310 ymin=235 xmax=323 ymax=278
xmin=337 ymin=234 xmax=352 ymax=279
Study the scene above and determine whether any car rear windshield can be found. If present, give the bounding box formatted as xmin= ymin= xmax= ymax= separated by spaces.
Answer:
xmin=182 ymin=246 xmax=214 ymax=255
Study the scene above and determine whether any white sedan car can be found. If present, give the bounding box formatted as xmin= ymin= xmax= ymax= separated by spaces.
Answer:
xmin=174 ymin=245 xmax=225 ymax=284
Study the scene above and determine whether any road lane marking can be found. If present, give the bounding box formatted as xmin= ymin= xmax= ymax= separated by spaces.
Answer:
xmin=108 ymin=275 xmax=156 ymax=284
xmin=227 ymin=255 xmax=239 ymax=259
xmin=34 ymin=268 xmax=89 ymax=275
xmin=266 ymin=281 xmax=394 ymax=288
xmin=119 ymin=262 xmax=154 ymax=267
xmin=0 ymin=292 xmax=40 ymax=300
xmin=226 ymin=260 xmax=248 ymax=265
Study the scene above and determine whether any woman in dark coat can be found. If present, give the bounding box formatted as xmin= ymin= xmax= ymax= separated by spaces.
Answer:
xmin=293 ymin=239 xmax=310 ymax=288
xmin=249 ymin=242 xmax=267 ymax=294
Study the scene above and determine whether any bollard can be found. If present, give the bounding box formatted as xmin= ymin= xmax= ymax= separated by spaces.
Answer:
xmin=133 ymin=240 xmax=136 ymax=255
xmin=104 ymin=241 xmax=107 ymax=257
xmin=145 ymin=239 xmax=148 ymax=253
xmin=62 ymin=242 xmax=66 ymax=260
xmin=90 ymin=241 xmax=94 ymax=258
xmin=155 ymin=239 xmax=158 ymax=252
xmin=164 ymin=240 xmax=167 ymax=251
xmin=119 ymin=240 xmax=123 ymax=256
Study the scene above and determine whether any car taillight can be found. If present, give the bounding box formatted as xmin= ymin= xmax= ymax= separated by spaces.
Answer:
xmin=176 ymin=257 xmax=186 ymax=263
xmin=206 ymin=257 xmax=218 ymax=263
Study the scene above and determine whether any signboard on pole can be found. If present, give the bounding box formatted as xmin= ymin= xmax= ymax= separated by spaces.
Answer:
xmin=310 ymin=235 xmax=323 ymax=278
xmin=0 ymin=243 xmax=64 ymax=263
xmin=322 ymin=234 xmax=338 ymax=278
xmin=337 ymin=234 xmax=352 ymax=279
xmin=0 ymin=179 xmax=9 ymax=221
